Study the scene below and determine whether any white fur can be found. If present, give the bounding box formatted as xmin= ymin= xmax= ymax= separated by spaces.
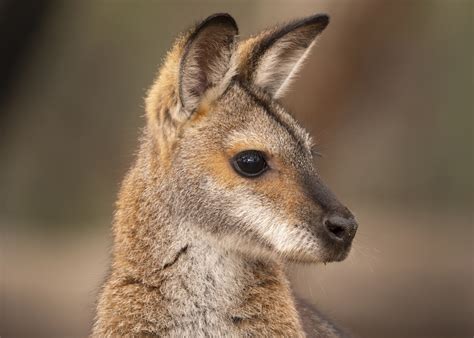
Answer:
xmin=231 ymin=192 xmax=316 ymax=257
xmin=274 ymin=40 xmax=317 ymax=99
xmin=253 ymin=36 xmax=320 ymax=99
xmin=203 ymin=177 xmax=317 ymax=259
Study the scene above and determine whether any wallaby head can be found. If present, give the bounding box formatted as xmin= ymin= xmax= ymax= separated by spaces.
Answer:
xmin=144 ymin=13 xmax=357 ymax=264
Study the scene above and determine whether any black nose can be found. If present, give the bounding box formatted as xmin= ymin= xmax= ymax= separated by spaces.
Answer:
xmin=324 ymin=215 xmax=358 ymax=241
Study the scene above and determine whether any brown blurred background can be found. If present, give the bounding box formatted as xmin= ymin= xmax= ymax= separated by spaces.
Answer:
xmin=1 ymin=1 xmax=472 ymax=337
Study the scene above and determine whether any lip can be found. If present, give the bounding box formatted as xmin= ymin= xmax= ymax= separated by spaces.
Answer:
xmin=331 ymin=245 xmax=352 ymax=261
xmin=325 ymin=234 xmax=354 ymax=260
xmin=288 ymin=242 xmax=352 ymax=264
xmin=311 ymin=225 xmax=355 ymax=262
xmin=284 ymin=230 xmax=353 ymax=263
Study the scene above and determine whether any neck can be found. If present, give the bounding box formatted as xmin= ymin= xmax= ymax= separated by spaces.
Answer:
xmin=94 ymin=153 xmax=303 ymax=336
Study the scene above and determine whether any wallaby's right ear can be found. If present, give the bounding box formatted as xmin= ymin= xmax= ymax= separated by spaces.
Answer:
xmin=179 ymin=13 xmax=238 ymax=115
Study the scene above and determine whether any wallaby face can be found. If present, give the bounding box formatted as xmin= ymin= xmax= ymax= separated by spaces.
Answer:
xmin=146 ymin=13 xmax=357 ymax=264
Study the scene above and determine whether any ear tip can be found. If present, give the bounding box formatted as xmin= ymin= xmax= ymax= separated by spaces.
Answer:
xmin=199 ymin=13 xmax=239 ymax=34
xmin=305 ymin=13 xmax=330 ymax=29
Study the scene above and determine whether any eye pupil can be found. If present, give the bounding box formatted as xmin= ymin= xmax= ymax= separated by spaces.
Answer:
xmin=232 ymin=150 xmax=268 ymax=177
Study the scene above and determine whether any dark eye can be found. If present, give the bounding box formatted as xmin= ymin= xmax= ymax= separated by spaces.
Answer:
xmin=232 ymin=150 xmax=268 ymax=178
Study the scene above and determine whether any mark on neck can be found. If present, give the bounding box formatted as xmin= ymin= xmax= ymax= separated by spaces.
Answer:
xmin=162 ymin=245 xmax=189 ymax=270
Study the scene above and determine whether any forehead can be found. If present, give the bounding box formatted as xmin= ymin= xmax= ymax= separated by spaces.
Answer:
xmin=213 ymin=82 xmax=313 ymax=160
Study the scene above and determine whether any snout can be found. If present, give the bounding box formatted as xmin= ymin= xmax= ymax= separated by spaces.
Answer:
xmin=316 ymin=213 xmax=358 ymax=262
xmin=324 ymin=215 xmax=358 ymax=242
xmin=298 ymin=174 xmax=359 ymax=262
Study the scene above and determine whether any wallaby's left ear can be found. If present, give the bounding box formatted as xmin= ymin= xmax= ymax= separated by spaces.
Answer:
xmin=239 ymin=14 xmax=329 ymax=99
xmin=179 ymin=13 xmax=239 ymax=114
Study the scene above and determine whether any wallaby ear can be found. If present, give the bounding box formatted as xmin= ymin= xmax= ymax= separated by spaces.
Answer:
xmin=239 ymin=14 xmax=329 ymax=99
xmin=179 ymin=13 xmax=238 ymax=114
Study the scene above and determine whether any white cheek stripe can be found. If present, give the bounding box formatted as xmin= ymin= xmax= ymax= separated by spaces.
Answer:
xmin=231 ymin=193 xmax=313 ymax=254
xmin=203 ymin=177 xmax=317 ymax=256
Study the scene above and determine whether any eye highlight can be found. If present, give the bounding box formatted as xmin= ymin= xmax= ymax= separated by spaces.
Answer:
xmin=231 ymin=150 xmax=268 ymax=178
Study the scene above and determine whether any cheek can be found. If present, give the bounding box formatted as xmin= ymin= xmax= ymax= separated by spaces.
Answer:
xmin=254 ymin=174 xmax=307 ymax=224
xmin=197 ymin=150 xmax=312 ymax=221
xmin=198 ymin=150 xmax=242 ymax=188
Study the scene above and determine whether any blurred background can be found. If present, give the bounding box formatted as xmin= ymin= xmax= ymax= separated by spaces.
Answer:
xmin=0 ymin=1 xmax=472 ymax=337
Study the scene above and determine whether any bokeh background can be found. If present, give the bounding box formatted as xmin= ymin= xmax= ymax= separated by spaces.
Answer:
xmin=1 ymin=1 xmax=472 ymax=337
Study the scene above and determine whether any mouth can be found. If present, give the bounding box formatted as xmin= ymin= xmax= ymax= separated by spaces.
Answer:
xmin=286 ymin=221 xmax=357 ymax=264
xmin=282 ymin=233 xmax=354 ymax=264
xmin=244 ymin=216 xmax=357 ymax=264
xmin=322 ymin=243 xmax=353 ymax=262
xmin=318 ymin=225 xmax=356 ymax=263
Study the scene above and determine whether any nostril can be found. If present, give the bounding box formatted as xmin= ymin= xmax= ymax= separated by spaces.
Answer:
xmin=324 ymin=215 xmax=357 ymax=240
xmin=325 ymin=221 xmax=346 ymax=239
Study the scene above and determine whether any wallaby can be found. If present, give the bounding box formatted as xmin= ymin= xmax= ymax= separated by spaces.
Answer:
xmin=93 ymin=13 xmax=358 ymax=337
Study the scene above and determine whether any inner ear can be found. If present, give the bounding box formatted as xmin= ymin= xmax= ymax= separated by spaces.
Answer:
xmin=239 ymin=14 xmax=329 ymax=99
xmin=179 ymin=13 xmax=238 ymax=114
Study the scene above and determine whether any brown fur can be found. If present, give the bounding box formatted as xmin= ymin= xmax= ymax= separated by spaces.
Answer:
xmin=93 ymin=13 xmax=356 ymax=337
